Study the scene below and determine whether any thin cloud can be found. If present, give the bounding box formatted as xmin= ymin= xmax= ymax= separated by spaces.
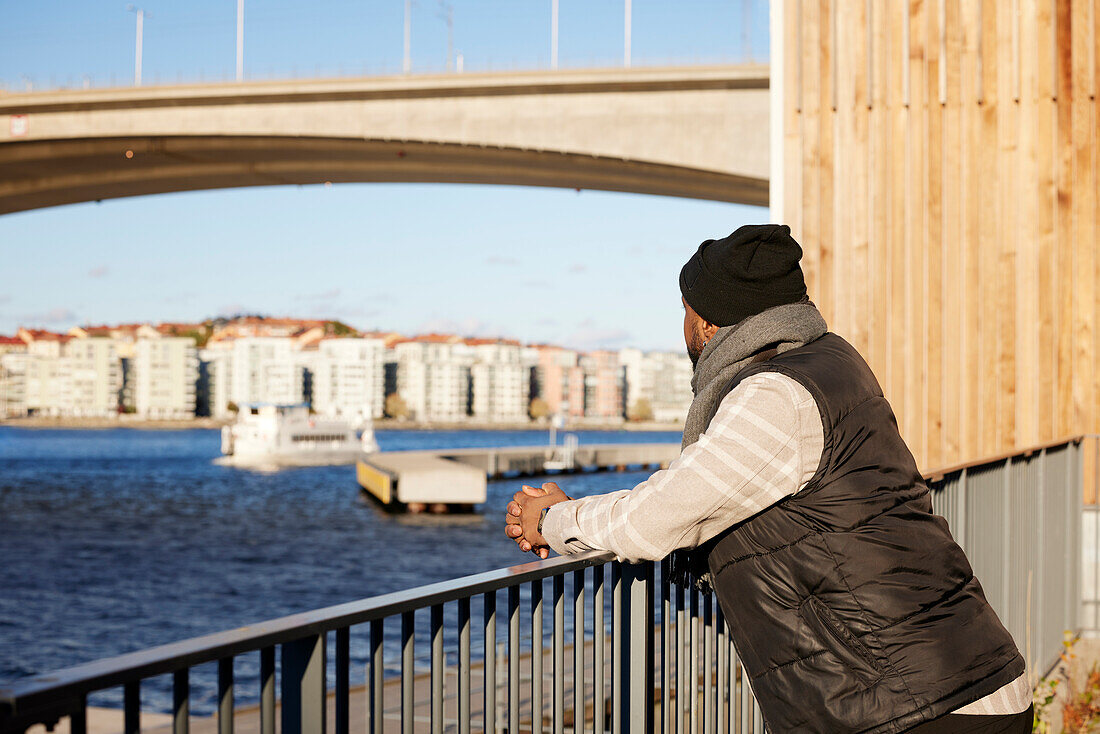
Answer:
xmin=22 ymin=307 xmax=77 ymax=325
xmin=485 ymin=255 xmax=520 ymax=267
xmin=567 ymin=264 xmax=587 ymax=274
xmin=217 ymin=304 xmax=254 ymax=317
xmin=564 ymin=323 xmax=633 ymax=351
xmin=88 ymin=265 xmax=109 ymax=278
xmin=416 ymin=317 xmax=514 ymax=340
xmin=295 ymin=288 xmax=342 ymax=301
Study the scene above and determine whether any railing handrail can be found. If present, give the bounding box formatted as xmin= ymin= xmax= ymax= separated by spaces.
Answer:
xmin=922 ymin=434 xmax=1085 ymax=481
xmin=0 ymin=549 xmax=614 ymax=719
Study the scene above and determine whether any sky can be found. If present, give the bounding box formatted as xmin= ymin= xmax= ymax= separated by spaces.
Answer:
xmin=1 ymin=0 xmax=770 ymax=352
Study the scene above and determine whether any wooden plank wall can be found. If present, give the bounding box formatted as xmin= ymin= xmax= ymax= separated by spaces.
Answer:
xmin=780 ymin=0 xmax=1099 ymax=473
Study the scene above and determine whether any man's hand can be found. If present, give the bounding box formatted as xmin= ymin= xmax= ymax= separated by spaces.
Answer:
xmin=504 ymin=482 xmax=571 ymax=559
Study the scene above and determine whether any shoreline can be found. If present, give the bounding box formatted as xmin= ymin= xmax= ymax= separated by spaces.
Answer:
xmin=0 ymin=416 xmax=684 ymax=433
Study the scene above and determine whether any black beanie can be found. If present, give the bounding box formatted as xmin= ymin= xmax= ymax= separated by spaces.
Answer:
xmin=678 ymin=224 xmax=807 ymax=327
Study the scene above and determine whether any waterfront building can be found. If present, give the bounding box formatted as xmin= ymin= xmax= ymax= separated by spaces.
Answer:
xmin=579 ymin=350 xmax=625 ymax=421
xmin=223 ymin=336 xmax=305 ymax=408
xmin=133 ymin=337 xmax=199 ymax=418
xmin=207 ymin=317 xmax=328 ymax=346
xmin=468 ymin=339 xmax=530 ymax=422
xmin=0 ymin=335 xmax=26 ymax=356
xmin=532 ymin=345 xmax=585 ymax=419
xmin=56 ymin=337 xmax=122 ymax=417
xmin=619 ymin=347 xmax=693 ymax=423
xmin=0 ymin=351 xmax=28 ymax=417
xmin=393 ymin=336 xmax=473 ymax=422
xmin=198 ymin=348 xmax=233 ymax=418
xmin=310 ymin=336 xmax=387 ymax=420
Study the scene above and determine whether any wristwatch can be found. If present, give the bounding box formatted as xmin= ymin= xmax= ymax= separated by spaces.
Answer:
xmin=538 ymin=506 xmax=551 ymax=535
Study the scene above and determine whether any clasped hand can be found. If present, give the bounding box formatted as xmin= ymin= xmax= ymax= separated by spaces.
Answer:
xmin=503 ymin=481 xmax=570 ymax=559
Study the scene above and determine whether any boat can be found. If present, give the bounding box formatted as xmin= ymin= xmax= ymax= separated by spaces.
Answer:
xmin=217 ymin=403 xmax=378 ymax=468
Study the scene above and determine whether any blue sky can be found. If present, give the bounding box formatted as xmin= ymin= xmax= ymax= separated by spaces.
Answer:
xmin=1 ymin=1 xmax=769 ymax=352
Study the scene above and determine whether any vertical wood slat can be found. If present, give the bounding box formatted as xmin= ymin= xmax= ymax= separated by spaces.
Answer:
xmin=782 ymin=0 xmax=1100 ymax=474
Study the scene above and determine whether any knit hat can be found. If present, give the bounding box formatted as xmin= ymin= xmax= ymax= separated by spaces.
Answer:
xmin=678 ymin=224 xmax=807 ymax=327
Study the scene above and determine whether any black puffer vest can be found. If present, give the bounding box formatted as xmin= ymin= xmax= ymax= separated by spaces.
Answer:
xmin=702 ymin=333 xmax=1024 ymax=734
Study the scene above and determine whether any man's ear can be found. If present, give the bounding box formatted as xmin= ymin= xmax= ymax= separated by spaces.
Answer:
xmin=701 ymin=319 xmax=720 ymax=341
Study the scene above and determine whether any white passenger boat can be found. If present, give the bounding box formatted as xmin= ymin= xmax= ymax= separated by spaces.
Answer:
xmin=217 ymin=403 xmax=379 ymax=468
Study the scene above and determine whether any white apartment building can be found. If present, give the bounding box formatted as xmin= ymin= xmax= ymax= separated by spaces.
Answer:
xmin=56 ymin=338 xmax=122 ymax=417
xmin=133 ymin=337 xmax=199 ymax=418
xmin=199 ymin=348 xmax=233 ymax=418
xmin=225 ymin=337 xmax=306 ymax=407
xmin=310 ymin=337 xmax=387 ymax=420
xmin=0 ymin=352 xmax=29 ymax=417
xmin=469 ymin=342 xmax=530 ymax=422
xmin=619 ymin=348 xmax=693 ymax=423
xmin=394 ymin=340 xmax=472 ymax=421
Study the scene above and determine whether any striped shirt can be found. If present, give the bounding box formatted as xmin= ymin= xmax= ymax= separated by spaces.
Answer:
xmin=541 ymin=371 xmax=1029 ymax=715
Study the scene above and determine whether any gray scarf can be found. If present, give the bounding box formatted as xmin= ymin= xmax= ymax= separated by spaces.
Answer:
xmin=671 ymin=301 xmax=828 ymax=589
xmin=682 ymin=301 xmax=828 ymax=450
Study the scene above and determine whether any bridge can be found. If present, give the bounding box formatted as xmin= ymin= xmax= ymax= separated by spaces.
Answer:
xmin=0 ymin=65 xmax=768 ymax=216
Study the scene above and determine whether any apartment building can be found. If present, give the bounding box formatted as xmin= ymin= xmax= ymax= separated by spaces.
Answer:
xmin=0 ymin=336 xmax=28 ymax=417
xmin=468 ymin=340 xmax=530 ymax=422
xmin=222 ymin=336 xmax=305 ymax=407
xmin=310 ymin=336 xmax=387 ymax=420
xmin=133 ymin=337 xmax=199 ymax=418
xmin=198 ymin=348 xmax=232 ymax=418
xmin=393 ymin=336 xmax=473 ymax=422
xmin=579 ymin=350 xmax=625 ymax=421
xmin=532 ymin=345 xmax=586 ymax=419
xmin=620 ymin=348 xmax=693 ymax=423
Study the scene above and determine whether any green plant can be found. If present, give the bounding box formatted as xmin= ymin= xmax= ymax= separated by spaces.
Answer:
xmin=1032 ymin=631 xmax=1100 ymax=733
xmin=384 ymin=393 xmax=409 ymax=420
xmin=627 ymin=398 xmax=654 ymax=422
xmin=528 ymin=397 xmax=550 ymax=420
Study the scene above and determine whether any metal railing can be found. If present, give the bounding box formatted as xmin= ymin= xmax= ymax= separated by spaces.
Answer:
xmin=927 ymin=437 xmax=1085 ymax=677
xmin=0 ymin=551 xmax=764 ymax=734
xmin=0 ymin=436 xmax=1090 ymax=734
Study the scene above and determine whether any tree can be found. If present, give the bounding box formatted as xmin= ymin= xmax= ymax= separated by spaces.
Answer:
xmin=385 ymin=393 xmax=410 ymax=420
xmin=627 ymin=398 xmax=655 ymax=422
xmin=528 ymin=397 xmax=551 ymax=420
xmin=226 ymin=401 xmax=239 ymax=414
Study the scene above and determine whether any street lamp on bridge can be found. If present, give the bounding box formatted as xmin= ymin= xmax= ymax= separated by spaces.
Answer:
xmin=126 ymin=5 xmax=149 ymax=86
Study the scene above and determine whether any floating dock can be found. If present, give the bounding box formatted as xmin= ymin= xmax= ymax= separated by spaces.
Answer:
xmin=357 ymin=443 xmax=680 ymax=512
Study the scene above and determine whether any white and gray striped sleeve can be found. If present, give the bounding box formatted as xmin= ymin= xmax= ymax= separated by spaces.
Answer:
xmin=541 ymin=372 xmax=824 ymax=563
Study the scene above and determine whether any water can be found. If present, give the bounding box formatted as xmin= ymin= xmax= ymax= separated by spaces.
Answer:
xmin=0 ymin=426 xmax=680 ymax=713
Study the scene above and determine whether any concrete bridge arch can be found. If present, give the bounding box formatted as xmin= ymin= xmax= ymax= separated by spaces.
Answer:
xmin=0 ymin=65 xmax=769 ymax=214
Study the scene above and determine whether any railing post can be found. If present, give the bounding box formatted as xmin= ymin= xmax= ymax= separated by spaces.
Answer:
xmin=617 ymin=561 xmax=653 ymax=734
xmin=281 ymin=634 xmax=326 ymax=734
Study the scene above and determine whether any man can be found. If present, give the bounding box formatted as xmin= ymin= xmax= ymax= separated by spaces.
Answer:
xmin=505 ymin=225 xmax=1032 ymax=733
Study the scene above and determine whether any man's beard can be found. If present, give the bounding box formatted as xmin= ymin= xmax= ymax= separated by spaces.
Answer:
xmin=687 ymin=330 xmax=706 ymax=370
